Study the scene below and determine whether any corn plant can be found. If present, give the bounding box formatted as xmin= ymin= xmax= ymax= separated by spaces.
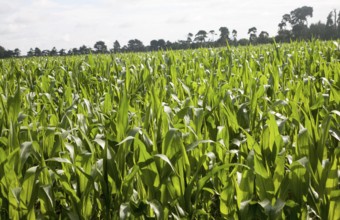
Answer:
xmin=0 ymin=40 xmax=339 ymax=219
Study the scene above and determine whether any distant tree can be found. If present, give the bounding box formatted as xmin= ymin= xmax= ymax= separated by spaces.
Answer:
xmin=283 ymin=14 xmax=291 ymax=27
xmin=165 ymin=40 xmax=173 ymax=50
xmin=248 ymin=27 xmax=257 ymax=43
xmin=259 ymin=31 xmax=269 ymax=39
xmin=195 ymin=30 xmax=208 ymax=43
xmin=34 ymin=47 xmax=42 ymax=56
xmin=277 ymin=13 xmax=293 ymax=42
xmin=187 ymin=33 xmax=193 ymax=43
xmin=292 ymin=24 xmax=309 ymax=39
xmin=325 ymin=10 xmax=338 ymax=39
xmin=171 ymin=41 xmax=184 ymax=50
xmin=0 ymin=46 xmax=6 ymax=58
xmin=258 ymin=31 xmax=270 ymax=44
xmin=157 ymin=39 xmax=166 ymax=50
xmin=59 ymin=49 xmax=66 ymax=56
xmin=278 ymin=22 xmax=285 ymax=31
xmin=290 ymin=6 xmax=313 ymax=26
xmin=219 ymin=27 xmax=230 ymax=39
xmin=72 ymin=48 xmax=79 ymax=55
xmin=79 ymin=45 xmax=90 ymax=54
xmin=326 ymin=11 xmax=334 ymax=27
xmin=276 ymin=29 xmax=292 ymax=42
xmin=14 ymin=48 xmax=21 ymax=57
xmin=176 ymin=40 xmax=190 ymax=49
xmin=278 ymin=14 xmax=291 ymax=31
xmin=309 ymin=22 xmax=328 ymax=39
xmin=42 ymin=50 xmax=50 ymax=56
xmin=150 ymin=40 xmax=158 ymax=51
xmin=289 ymin=6 xmax=313 ymax=39
xmin=238 ymin=38 xmax=249 ymax=46
xmin=127 ymin=39 xmax=144 ymax=52
xmin=50 ymin=47 xmax=58 ymax=56
xmin=5 ymin=50 xmax=14 ymax=58
xmin=27 ymin=48 xmax=34 ymax=57
xmin=333 ymin=9 xmax=338 ymax=35
xmin=217 ymin=27 xmax=230 ymax=45
xmin=113 ymin=40 xmax=121 ymax=53
xmin=121 ymin=45 xmax=128 ymax=53
xmin=232 ymin=29 xmax=238 ymax=45
xmin=338 ymin=10 xmax=340 ymax=37
xmin=209 ymin=30 xmax=216 ymax=42
xmin=232 ymin=29 xmax=237 ymax=40
xmin=94 ymin=41 xmax=108 ymax=53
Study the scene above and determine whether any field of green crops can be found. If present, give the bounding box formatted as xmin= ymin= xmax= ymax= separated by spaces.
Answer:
xmin=0 ymin=40 xmax=339 ymax=219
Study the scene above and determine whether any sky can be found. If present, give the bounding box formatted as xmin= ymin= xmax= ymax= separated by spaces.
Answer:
xmin=1 ymin=0 xmax=339 ymax=54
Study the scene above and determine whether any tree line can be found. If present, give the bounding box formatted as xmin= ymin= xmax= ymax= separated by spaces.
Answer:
xmin=1 ymin=6 xmax=340 ymax=59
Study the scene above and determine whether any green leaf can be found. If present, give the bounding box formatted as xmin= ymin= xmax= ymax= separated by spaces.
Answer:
xmin=186 ymin=140 xmax=214 ymax=152
xmin=7 ymin=87 xmax=21 ymax=122
xmin=154 ymin=154 xmax=176 ymax=174
xmin=148 ymin=200 xmax=164 ymax=220
xmin=45 ymin=157 xmax=72 ymax=164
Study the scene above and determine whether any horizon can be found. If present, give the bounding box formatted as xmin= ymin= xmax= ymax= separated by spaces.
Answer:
xmin=1 ymin=0 xmax=339 ymax=54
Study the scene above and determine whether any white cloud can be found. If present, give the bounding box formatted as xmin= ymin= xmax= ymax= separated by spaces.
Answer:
xmin=62 ymin=34 xmax=70 ymax=42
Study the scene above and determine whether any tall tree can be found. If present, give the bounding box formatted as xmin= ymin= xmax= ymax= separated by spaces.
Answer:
xmin=72 ymin=48 xmax=79 ymax=55
xmin=326 ymin=11 xmax=334 ymax=27
xmin=278 ymin=14 xmax=291 ymax=31
xmin=27 ymin=48 xmax=34 ymax=57
xmin=157 ymin=39 xmax=166 ymax=50
xmin=258 ymin=31 xmax=270 ymax=44
xmin=309 ymin=22 xmax=327 ymax=39
xmin=278 ymin=22 xmax=285 ymax=31
xmin=333 ymin=9 xmax=337 ymax=29
xmin=325 ymin=10 xmax=337 ymax=39
xmin=94 ymin=41 xmax=107 ymax=53
xmin=14 ymin=48 xmax=21 ymax=57
xmin=34 ymin=47 xmax=42 ymax=56
xmin=277 ymin=14 xmax=292 ymax=42
xmin=276 ymin=29 xmax=292 ymax=42
xmin=59 ymin=49 xmax=66 ymax=56
xmin=289 ymin=6 xmax=313 ymax=40
xmin=0 ymin=46 xmax=6 ymax=58
xmin=282 ymin=14 xmax=291 ymax=25
xmin=290 ymin=6 xmax=313 ymax=26
xmin=113 ymin=40 xmax=121 ymax=53
xmin=127 ymin=39 xmax=144 ymax=52
xmin=79 ymin=45 xmax=90 ymax=54
xmin=195 ymin=30 xmax=208 ymax=43
xmin=150 ymin=40 xmax=158 ymax=51
xmin=218 ymin=27 xmax=230 ymax=44
xmin=50 ymin=47 xmax=58 ymax=56
xmin=5 ymin=50 xmax=14 ymax=57
xmin=232 ymin=29 xmax=237 ymax=40
xmin=291 ymin=24 xmax=309 ymax=39
xmin=248 ymin=27 xmax=257 ymax=43
xmin=42 ymin=50 xmax=50 ymax=56
xmin=187 ymin=33 xmax=193 ymax=43
xmin=338 ymin=10 xmax=340 ymax=37
xmin=209 ymin=30 xmax=216 ymax=42
xmin=238 ymin=38 xmax=249 ymax=46
xmin=150 ymin=39 xmax=165 ymax=51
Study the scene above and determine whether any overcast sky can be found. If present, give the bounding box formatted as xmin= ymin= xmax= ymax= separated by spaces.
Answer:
xmin=1 ymin=0 xmax=339 ymax=54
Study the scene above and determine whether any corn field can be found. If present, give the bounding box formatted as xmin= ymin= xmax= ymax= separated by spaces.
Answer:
xmin=0 ymin=40 xmax=340 ymax=219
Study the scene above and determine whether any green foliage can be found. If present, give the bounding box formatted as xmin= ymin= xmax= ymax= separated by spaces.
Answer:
xmin=0 ymin=40 xmax=339 ymax=219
